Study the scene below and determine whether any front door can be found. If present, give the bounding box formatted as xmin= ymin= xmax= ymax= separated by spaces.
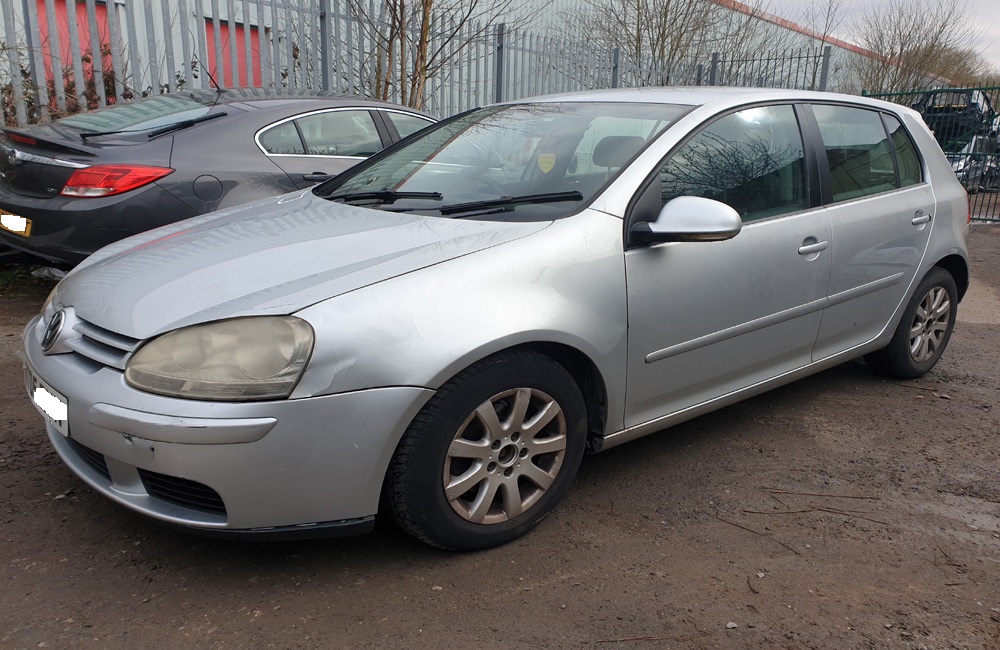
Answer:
xmin=624 ymin=103 xmax=832 ymax=428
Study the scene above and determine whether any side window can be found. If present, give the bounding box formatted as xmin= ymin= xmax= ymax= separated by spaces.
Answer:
xmin=386 ymin=112 xmax=434 ymax=139
xmin=882 ymin=114 xmax=922 ymax=187
xmin=259 ymin=121 xmax=305 ymax=155
xmin=812 ymin=104 xmax=897 ymax=202
xmin=658 ymin=104 xmax=807 ymax=222
xmin=295 ymin=110 xmax=382 ymax=157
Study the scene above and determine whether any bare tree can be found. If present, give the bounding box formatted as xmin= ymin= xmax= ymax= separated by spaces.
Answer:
xmin=708 ymin=1 xmax=797 ymax=59
xmin=572 ymin=0 xmax=714 ymax=84
xmin=850 ymin=0 xmax=984 ymax=92
xmin=795 ymin=0 xmax=846 ymax=90
xmin=567 ymin=0 xmax=801 ymax=85
xmin=348 ymin=0 xmax=523 ymax=109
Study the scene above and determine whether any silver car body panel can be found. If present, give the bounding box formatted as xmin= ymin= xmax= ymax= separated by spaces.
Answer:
xmin=57 ymin=190 xmax=551 ymax=340
xmin=24 ymin=87 xmax=971 ymax=533
xmin=623 ymin=208 xmax=833 ymax=427
xmin=24 ymin=318 xmax=433 ymax=528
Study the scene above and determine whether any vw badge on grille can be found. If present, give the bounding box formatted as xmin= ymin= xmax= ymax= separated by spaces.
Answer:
xmin=41 ymin=310 xmax=65 ymax=351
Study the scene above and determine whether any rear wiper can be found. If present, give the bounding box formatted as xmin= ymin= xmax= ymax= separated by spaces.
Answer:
xmin=326 ymin=190 xmax=443 ymax=204
xmin=146 ymin=112 xmax=227 ymax=137
xmin=438 ymin=191 xmax=583 ymax=216
xmin=79 ymin=112 xmax=227 ymax=141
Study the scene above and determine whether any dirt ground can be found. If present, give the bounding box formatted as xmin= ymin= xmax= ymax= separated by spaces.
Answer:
xmin=2 ymin=226 xmax=999 ymax=650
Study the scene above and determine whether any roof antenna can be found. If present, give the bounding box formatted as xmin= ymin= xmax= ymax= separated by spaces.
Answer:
xmin=193 ymin=55 xmax=224 ymax=95
xmin=205 ymin=63 xmax=223 ymax=95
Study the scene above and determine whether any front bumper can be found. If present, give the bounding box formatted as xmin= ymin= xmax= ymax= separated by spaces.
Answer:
xmin=23 ymin=315 xmax=433 ymax=535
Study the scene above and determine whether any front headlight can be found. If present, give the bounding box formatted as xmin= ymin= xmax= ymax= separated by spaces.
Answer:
xmin=125 ymin=316 xmax=314 ymax=401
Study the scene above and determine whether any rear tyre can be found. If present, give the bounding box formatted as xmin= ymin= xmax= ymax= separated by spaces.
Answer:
xmin=385 ymin=351 xmax=587 ymax=550
xmin=865 ymin=267 xmax=957 ymax=379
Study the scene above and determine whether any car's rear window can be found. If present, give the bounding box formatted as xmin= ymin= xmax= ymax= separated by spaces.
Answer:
xmin=56 ymin=93 xmax=220 ymax=134
xmin=927 ymin=92 xmax=970 ymax=108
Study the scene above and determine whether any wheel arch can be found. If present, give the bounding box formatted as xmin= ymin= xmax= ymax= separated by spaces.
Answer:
xmin=933 ymin=254 xmax=970 ymax=301
xmin=411 ymin=339 xmax=611 ymax=454
xmin=508 ymin=341 xmax=610 ymax=452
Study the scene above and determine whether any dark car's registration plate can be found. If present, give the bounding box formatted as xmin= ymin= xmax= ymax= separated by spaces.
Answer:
xmin=1 ymin=212 xmax=31 ymax=237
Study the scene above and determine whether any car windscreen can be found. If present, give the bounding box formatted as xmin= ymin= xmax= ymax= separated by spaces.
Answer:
xmin=316 ymin=101 xmax=691 ymax=221
xmin=56 ymin=92 xmax=222 ymax=135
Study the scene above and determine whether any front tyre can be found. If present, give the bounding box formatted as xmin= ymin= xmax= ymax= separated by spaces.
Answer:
xmin=385 ymin=351 xmax=587 ymax=550
xmin=865 ymin=267 xmax=958 ymax=378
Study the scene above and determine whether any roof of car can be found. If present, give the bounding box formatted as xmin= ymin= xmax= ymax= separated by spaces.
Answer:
xmin=501 ymin=86 xmax=911 ymax=115
xmin=153 ymin=88 xmax=434 ymax=116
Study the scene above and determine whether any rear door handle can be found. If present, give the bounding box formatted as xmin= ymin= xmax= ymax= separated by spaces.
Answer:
xmin=912 ymin=210 xmax=932 ymax=225
xmin=798 ymin=240 xmax=829 ymax=255
xmin=303 ymin=172 xmax=333 ymax=182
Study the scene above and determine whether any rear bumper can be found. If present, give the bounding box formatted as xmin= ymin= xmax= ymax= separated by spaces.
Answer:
xmin=0 ymin=182 xmax=196 ymax=266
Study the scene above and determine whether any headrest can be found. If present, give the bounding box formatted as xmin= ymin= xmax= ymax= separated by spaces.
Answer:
xmin=592 ymin=135 xmax=645 ymax=168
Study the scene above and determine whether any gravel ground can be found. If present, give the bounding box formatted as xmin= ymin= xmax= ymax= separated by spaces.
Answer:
xmin=1 ymin=225 xmax=999 ymax=650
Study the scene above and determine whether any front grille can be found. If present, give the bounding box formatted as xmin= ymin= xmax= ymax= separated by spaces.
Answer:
xmin=138 ymin=469 xmax=227 ymax=516
xmin=65 ymin=317 xmax=140 ymax=370
xmin=66 ymin=438 xmax=112 ymax=482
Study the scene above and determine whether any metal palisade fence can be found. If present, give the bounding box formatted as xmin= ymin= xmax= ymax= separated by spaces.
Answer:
xmin=1 ymin=0 xmax=833 ymax=126
xmin=864 ymin=87 xmax=1000 ymax=223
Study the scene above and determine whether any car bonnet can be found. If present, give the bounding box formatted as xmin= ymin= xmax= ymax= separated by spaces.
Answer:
xmin=56 ymin=190 xmax=551 ymax=340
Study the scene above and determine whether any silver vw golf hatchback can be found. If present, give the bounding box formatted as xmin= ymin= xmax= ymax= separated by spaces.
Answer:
xmin=24 ymin=88 xmax=970 ymax=550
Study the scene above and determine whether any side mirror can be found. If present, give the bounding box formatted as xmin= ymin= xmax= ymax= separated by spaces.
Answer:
xmin=630 ymin=196 xmax=742 ymax=245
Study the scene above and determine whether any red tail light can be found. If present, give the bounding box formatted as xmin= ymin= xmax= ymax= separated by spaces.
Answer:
xmin=6 ymin=133 xmax=37 ymax=145
xmin=61 ymin=165 xmax=173 ymax=198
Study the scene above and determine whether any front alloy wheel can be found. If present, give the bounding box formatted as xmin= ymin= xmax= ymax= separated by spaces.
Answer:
xmin=385 ymin=351 xmax=587 ymax=550
xmin=445 ymin=387 xmax=567 ymax=524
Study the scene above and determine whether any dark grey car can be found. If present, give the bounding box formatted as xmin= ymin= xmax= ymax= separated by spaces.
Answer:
xmin=0 ymin=89 xmax=435 ymax=266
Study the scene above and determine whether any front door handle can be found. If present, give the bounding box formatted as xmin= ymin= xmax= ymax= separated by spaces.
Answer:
xmin=912 ymin=210 xmax=932 ymax=225
xmin=303 ymin=172 xmax=333 ymax=182
xmin=798 ymin=239 xmax=829 ymax=255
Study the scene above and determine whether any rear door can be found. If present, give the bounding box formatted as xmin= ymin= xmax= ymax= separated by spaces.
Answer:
xmin=807 ymin=104 xmax=935 ymax=359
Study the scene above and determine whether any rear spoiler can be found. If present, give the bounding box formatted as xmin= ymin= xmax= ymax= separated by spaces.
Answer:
xmin=2 ymin=127 xmax=95 ymax=157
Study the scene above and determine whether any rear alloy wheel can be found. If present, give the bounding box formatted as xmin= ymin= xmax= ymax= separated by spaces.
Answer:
xmin=385 ymin=351 xmax=587 ymax=550
xmin=865 ymin=267 xmax=958 ymax=378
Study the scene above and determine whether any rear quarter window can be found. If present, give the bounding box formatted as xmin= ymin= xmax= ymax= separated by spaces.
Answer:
xmin=881 ymin=114 xmax=922 ymax=187
xmin=386 ymin=112 xmax=435 ymax=139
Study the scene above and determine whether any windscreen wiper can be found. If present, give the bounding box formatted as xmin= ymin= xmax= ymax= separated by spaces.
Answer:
xmin=79 ymin=111 xmax=228 ymax=141
xmin=326 ymin=190 xmax=443 ymax=203
xmin=145 ymin=111 xmax=227 ymax=137
xmin=438 ymin=191 xmax=583 ymax=216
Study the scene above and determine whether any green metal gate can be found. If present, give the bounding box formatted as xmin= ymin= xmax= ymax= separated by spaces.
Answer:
xmin=864 ymin=86 xmax=1000 ymax=223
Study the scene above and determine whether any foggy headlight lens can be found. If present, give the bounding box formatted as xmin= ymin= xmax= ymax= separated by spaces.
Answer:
xmin=125 ymin=316 xmax=314 ymax=401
